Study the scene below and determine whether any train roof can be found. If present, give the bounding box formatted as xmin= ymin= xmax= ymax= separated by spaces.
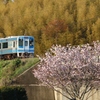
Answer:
xmin=0 ymin=36 xmax=34 ymax=40
xmin=7 ymin=36 xmax=33 ymax=38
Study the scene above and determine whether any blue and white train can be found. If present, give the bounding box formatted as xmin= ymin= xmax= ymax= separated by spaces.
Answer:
xmin=0 ymin=36 xmax=34 ymax=59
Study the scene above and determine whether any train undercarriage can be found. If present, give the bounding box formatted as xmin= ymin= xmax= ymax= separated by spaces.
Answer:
xmin=0 ymin=53 xmax=34 ymax=60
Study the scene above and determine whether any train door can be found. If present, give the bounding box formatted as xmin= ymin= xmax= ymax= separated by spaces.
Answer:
xmin=12 ymin=41 xmax=17 ymax=58
xmin=12 ymin=41 xmax=16 ymax=50
xmin=24 ymin=38 xmax=29 ymax=51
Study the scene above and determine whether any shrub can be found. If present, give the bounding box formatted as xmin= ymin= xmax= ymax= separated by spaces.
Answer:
xmin=0 ymin=86 xmax=27 ymax=100
xmin=13 ymin=58 xmax=21 ymax=68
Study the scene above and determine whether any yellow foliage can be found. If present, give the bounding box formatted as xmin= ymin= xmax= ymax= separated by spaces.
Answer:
xmin=0 ymin=0 xmax=99 ymax=55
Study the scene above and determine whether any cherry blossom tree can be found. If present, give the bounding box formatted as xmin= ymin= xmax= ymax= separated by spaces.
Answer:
xmin=33 ymin=41 xmax=100 ymax=100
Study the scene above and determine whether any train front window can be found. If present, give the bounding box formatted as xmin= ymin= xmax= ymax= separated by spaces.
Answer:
xmin=29 ymin=39 xmax=33 ymax=46
xmin=19 ymin=39 xmax=23 ymax=46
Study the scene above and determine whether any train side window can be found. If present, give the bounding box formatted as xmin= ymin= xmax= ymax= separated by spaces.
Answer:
xmin=0 ymin=43 xmax=1 ymax=49
xmin=19 ymin=39 xmax=23 ymax=46
xmin=3 ymin=42 xmax=8 ymax=48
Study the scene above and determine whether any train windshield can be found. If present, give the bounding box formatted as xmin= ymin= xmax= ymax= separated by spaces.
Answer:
xmin=29 ymin=38 xmax=33 ymax=47
xmin=19 ymin=38 xmax=23 ymax=47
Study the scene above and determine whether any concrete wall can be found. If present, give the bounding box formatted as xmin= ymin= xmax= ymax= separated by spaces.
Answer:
xmin=24 ymin=86 xmax=55 ymax=100
xmin=54 ymin=88 xmax=100 ymax=100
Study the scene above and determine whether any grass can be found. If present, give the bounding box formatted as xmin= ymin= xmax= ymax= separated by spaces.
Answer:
xmin=0 ymin=57 xmax=39 ymax=85
xmin=12 ymin=57 xmax=39 ymax=77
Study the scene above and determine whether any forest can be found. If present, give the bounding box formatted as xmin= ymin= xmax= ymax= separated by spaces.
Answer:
xmin=0 ymin=0 xmax=100 ymax=55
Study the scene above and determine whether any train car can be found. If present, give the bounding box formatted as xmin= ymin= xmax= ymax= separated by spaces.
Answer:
xmin=0 ymin=36 xmax=34 ymax=59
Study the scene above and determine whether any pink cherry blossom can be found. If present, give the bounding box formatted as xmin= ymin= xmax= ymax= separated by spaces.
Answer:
xmin=33 ymin=41 xmax=100 ymax=100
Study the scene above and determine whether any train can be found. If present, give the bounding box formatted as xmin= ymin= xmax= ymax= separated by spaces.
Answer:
xmin=0 ymin=36 xmax=34 ymax=59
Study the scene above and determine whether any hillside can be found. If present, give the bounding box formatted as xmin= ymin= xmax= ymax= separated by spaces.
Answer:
xmin=0 ymin=57 xmax=39 ymax=86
